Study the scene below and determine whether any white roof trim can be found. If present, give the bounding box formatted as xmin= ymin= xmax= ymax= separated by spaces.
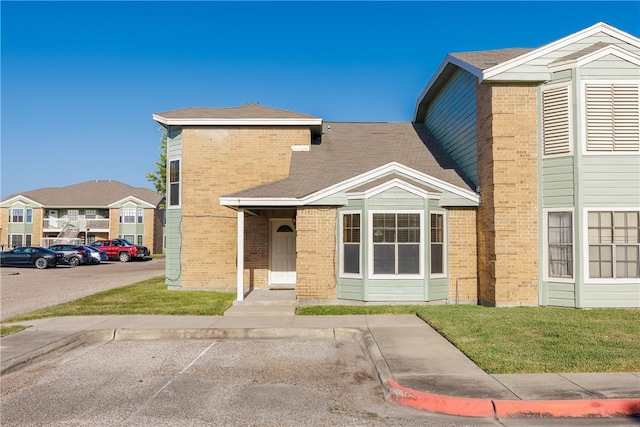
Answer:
xmin=548 ymin=44 xmax=640 ymax=72
xmin=483 ymin=22 xmax=640 ymax=81
xmin=0 ymin=195 xmax=43 ymax=208
xmin=220 ymin=162 xmax=479 ymax=207
xmin=153 ymin=114 xmax=323 ymax=127
xmin=346 ymin=178 xmax=442 ymax=200
xmin=108 ymin=196 xmax=156 ymax=209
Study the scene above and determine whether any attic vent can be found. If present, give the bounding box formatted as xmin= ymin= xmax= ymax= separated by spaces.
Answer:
xmin=542 ymin=84 xmax=571 ymax=156
xmin=585 ymin=83 xmax=640 ymax=152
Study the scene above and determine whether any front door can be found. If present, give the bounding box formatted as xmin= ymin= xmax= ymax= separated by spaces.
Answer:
xmin=270 ymin=220 xmax=296 ymax=287
xmin=49 ymin=210 xmax=58 ymax=228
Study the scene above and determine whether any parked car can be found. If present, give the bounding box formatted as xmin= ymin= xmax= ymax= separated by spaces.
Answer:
xmin=82 ymin=245 xmax=108 ymax=264
xmin=48 ymin=244 xmax=93 ymax=267
xmin=0 ymin=246 xmax=62 ymax=269
xmin=92 ymin=239 xmax=150 ymax=262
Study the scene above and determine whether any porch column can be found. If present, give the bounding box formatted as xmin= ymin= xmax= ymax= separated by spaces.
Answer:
xmin=236 ymin=209 xmax=244 ymax=301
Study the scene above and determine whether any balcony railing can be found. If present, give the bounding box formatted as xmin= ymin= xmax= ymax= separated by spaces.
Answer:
xmin=43 ymin=218 xmax=110 ymax=231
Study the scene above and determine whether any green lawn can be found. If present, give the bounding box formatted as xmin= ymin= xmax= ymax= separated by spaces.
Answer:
xmin=297 ymin=304 xmax=640 ymax=374
xmin=2 ymin=276 xmax=235 ymax=324
xmin=3 ymin=277 xmax=638 ymax=374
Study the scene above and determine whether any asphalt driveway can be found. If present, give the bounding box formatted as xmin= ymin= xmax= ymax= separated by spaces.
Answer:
xmin=0 ymin=258 xmax=165 ymax=321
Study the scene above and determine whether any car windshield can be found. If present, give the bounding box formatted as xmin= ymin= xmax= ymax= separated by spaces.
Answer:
xmin=119 ymin=239 xmax=134 ymax=246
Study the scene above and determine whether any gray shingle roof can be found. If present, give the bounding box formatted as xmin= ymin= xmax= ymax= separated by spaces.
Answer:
xmin=226 ymin=122 xmax=473 ymax=199
xmin=154 ymin=105 xmax=320 ymax=120
xmin=450 ymin=48 xmax=534 ymax=71
xmin=3 ymin=180 xmax=163 ymax=207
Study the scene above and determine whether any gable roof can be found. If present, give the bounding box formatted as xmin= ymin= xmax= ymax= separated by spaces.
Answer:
xmin=1 ymin=180 xmax=164 ymax=208
xmin=153 ymin=105 xmax=323 ymax=132
xmin=414 ymin=22 xmax=640 ymax=121
xmin=220 ymin=122 xmax=476 ymax=206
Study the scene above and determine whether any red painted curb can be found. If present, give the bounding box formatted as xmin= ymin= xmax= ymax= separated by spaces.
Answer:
xmin=494 ymin=398 xmax=640 ymax=418
xmin=387 ymin=380 xmax=640 ymax=418
xmin=386 ymin=380 xmax=496 ymax=417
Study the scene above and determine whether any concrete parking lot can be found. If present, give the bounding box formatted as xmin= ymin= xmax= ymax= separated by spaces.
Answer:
xmin=0 ymin=337 xmax=463 ymax=427
xmin=0 ymin=258 xmax=165 ymax=320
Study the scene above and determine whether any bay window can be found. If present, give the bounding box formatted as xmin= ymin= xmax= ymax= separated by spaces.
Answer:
xmin=588 ymin=211 xmax=640 ymax=279
xmin=548 ymin=211 xmax=573 ymax=278
xmin=372 ymin=212 xmax=421 ymax=276
xmin=341 ymin=212 xmax=361 ymax=276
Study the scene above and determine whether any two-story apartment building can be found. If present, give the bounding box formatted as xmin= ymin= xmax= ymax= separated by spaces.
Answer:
xmin=154 ymin=22 xmax=639 ymax=308
xmin=0 ymin=180 xmax=165 ymax=254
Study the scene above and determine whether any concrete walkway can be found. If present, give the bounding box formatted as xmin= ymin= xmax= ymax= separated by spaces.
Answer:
xmin=1 ymin=289 xmax=639 ymax=419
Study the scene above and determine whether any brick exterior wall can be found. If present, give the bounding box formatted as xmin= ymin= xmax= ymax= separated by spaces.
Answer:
xmin=476 ymin=82 xmax=539 ymax=306
xmin=295 ymin=207 xmax=337 ymax=299
xmin=0 ymin=207 xmax=7 ymax=246
xmin=109 ymin=208 xmax=120 ymax=238
xmin=32 ymin=208 xmax=43 ymax=246
xmin=142 ymin=207 xmax=164 ymax=254
xmin=180 ymin=126 xmax=311 ymax=289
xmin=448 ymin=207 xmax=478 ymax=302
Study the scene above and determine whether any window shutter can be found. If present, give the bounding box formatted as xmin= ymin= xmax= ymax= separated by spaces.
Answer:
xmin=586 ymin=83 xmax=640 ymax=152
xmin=542 ymin=85 xmax=571 ymax=155
xmin=613 ymin=84 xmax=640 ymax=151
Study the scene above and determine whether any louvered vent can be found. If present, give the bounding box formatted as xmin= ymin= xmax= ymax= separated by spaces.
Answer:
xmin=542 ymin=85 xmax=571 ymax=155
xmin=586 ymin=83 xmax=640 ymax=152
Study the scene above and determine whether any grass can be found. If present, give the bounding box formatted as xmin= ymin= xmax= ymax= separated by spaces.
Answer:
xmin=0 ymin=325 xmax=28 ymax=337
xmin=297 ymin=304 xmax=640 ymax=374
xmin=3 ymin=277 xmax=638 ymax=374
xmin=2 ymin=276 xmax=235 ymax=324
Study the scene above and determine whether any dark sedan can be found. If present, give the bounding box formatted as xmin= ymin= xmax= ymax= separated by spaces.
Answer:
xmin=0 ymin=246 xmax=62 ymax=269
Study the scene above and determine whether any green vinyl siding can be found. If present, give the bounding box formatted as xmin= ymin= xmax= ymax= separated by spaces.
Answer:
xmin=165 ymin=207 xmax=182 ymax=287
xmin=582 ymin=284 xmax=640 ymax=308
xmin=542 ymin=157 xmax=575 ymax=206
xmin=165 ymin=126 xmax=183 ymax=287
xmin=580 ymin=54 xmax=640 ymax=78
xmin=424 ymin=69 xmax=478 ymax=186
xmin=545 ymin=282 xmax=576 ymax=307
xmin=580 ymin=156 xmax=640 ymax=206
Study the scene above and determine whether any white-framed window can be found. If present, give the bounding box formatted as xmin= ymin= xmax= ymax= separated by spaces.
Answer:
xmin=587 ymin=210 xmax=639 ymax=280
xmin=430 ymin=212 xmax=446 ymax=276
xmin=370 ymin=211 xmax=422 ymax=277
xmin=137 ymin=208 xmax=144 ymax=224
xmin=68 ymin=210 xmax=79 ymax=221
xmin=137 ymin=235 xmax=143 ymax=246
xmin=10 ymin=208 xmax=24 ymax=223
xmin=85 ymin=209 xmax=97 ymax=219
xmin=340 ymin=211 xmax=361 ymax=277
xmin=121 ymin=209 xmax=136 ymax=224
xmin=123 ymin=234 xmax=135 ymax=242
xmin=544 ymin=210 xmax=574 ymax=280
xmin=583 ymin=81 xmax=640 ymax=153
xmin=542 ymin=83 xmax=572 ymax=157
xmin=25 ymin=234 xmax=32 ymax=246
xmin=168 ymin=158 xmax=181 ymax=208
xmin=26 ymin=208 xmax=33 ymax=223
xmin=10 ymin=234 xmax=23 ymax=247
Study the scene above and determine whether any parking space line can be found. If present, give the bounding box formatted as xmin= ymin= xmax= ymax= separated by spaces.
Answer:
xmin=123 ymin=341 xmax=218 ymax=424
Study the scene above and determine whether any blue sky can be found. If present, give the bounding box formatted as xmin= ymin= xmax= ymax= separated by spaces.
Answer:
xmin=2 ymin=1 xmax=639 ymax=199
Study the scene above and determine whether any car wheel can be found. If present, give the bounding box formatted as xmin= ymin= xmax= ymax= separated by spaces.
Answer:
xmin=119 ymin=252 xmax=131 ymax=262
xmin=35 ymin=257 xmax=49 ymax=269
xmin=69 ymin=256 xmax=81 ymax=267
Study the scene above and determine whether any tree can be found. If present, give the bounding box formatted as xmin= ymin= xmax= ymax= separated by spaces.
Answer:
xmin=146 ymin=127 xmax=167 ymax=195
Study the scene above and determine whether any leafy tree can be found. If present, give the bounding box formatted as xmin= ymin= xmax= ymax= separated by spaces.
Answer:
xmin=146 ymin=127 xmax=167 ymax=195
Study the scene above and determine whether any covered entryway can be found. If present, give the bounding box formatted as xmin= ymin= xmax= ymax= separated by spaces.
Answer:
xmin=269 ymin=219 xmax=296 ymax=287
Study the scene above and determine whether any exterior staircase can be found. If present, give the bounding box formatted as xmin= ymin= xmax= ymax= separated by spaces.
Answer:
xmin=57 ymin=222 xmax=80 ymax=239
xmin=223 ymin=289 xmax=298 ymax=317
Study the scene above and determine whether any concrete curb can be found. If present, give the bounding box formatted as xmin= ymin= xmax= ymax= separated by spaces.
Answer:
xmin=0 ymin=330 xmax=114 ymax=376
xmin=386 ymin=379 xmax=640 ymax=418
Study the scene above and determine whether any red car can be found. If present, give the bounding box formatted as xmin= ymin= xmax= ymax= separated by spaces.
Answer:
xmin=91 ymin=239 xmax=150 ymax=262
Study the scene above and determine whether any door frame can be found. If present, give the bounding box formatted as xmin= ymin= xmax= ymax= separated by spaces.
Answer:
xmin=268 ymin=218 xmax=297 ymax=287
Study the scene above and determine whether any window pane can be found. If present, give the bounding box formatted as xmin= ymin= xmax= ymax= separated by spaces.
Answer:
xmin=431 ymin=243 xmax=443 ymax=274
xmin=373 ymin=244 xmax=395 ymax=274
xmin=169 ymin=160 xmax=180 ymax=206
xmin=344 ymin=244 xmax=360 ymax=274
xmin=26 ymin=209 xmax=33 ymax=223
xmin=170 ymin=183 xmax=180 ymax=206
xmin=398 ymin=245 xmax=420 ymax=274
xmin=25 ymin=235 xmax=32 ymax=246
